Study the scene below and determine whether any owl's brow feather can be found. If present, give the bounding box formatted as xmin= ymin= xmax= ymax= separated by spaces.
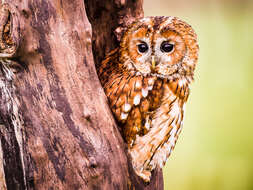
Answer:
xmin=153 ymin=16 xmax=167 ymax=31
xmin=132 ymin=23 xmax=151 ymax=33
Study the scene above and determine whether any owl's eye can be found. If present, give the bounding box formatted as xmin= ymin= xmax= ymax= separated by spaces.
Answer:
xmin=137 ymin=42 xmax=149 ymax=53
xmin=160 ymin=41 xmax=174 ymax=53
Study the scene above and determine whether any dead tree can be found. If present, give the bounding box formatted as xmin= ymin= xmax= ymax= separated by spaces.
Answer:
xmin=0 ymin=0 xmax=164 ymax=189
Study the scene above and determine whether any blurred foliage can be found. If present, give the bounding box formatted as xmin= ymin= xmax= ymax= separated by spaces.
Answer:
xmin=144 ymin=1 xmax=253 ymax=189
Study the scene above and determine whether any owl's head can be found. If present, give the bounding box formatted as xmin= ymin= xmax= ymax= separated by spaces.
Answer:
xmin=119 ymin=16 xmax=199 ymax=80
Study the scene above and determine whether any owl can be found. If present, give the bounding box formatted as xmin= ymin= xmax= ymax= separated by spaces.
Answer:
xmin=98 ymin=16 xmax=199 ymax=182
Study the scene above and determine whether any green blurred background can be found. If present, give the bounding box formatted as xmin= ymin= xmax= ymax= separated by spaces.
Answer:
xmin=144 ymin=0 xmax=253 ymax=189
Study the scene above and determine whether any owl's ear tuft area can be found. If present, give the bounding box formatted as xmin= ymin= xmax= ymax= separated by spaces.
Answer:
xmin=114 ymin=17 xmax=143 ymax=42
xmin=114 ymin=26 xmax=125 ymax=42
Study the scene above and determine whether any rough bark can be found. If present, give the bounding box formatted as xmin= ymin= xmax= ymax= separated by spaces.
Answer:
xmin=0 ymin=0 xmax=164 ymax=189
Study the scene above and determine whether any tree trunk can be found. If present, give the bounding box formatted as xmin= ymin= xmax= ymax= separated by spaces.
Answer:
xmin=0 ymin=0 xmax=164 ymax=189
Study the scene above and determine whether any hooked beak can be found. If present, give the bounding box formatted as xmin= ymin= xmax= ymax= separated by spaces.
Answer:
xmin=152 ymin=56 xmax=156 ymax=70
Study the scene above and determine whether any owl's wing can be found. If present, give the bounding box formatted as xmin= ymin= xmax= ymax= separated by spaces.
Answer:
xmin=129 ymin=80 xmax=188 ymax=181
xmin=104 ymin=73 xmax=161 ymax=144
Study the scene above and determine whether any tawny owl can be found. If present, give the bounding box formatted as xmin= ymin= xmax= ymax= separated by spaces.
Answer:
xmin=98 ymin=16 xmax=199 ymax=182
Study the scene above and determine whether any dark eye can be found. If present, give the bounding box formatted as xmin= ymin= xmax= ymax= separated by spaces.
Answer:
xmin=137 ymin=42 xmax=149 ymax=53
xmin=160 ymin=41 xmax=174 ymax=53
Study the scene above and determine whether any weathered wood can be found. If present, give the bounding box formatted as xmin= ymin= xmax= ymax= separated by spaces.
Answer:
xmin=0 ymin=0 xmax=164 ymax=189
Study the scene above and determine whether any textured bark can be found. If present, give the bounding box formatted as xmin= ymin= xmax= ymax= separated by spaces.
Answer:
xmin=0 ymin=0 xmax=164 ymax=189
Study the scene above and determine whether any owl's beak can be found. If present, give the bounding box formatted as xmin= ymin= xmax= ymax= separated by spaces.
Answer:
xmin=151 ymin=56 xmax=156 ymax=70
